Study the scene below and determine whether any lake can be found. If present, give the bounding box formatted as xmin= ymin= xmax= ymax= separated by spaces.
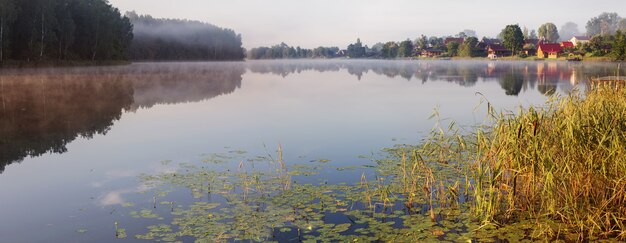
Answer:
xmin=0 ymin=60 xmax=623 ymax=242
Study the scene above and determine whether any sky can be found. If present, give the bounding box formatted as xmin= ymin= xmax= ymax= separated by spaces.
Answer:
xmin=108 ymin=0 xmax=626 ymax=49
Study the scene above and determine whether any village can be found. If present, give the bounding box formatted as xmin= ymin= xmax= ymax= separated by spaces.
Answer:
xmin=418 ymin=35 xmax=591 ymax=60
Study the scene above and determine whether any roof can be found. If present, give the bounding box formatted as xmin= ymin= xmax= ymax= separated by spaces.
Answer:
xmin=444 ymin=38 xmax=464 ymax=45
xmin=561 ymin=41 xmax=574 ymax=48
xmin=487 ymin=44 xmax=510 ymax=51
xmin=572 ymin=36 xmax=590 ymax=41
xmin=538 ymin=43 xmax=563 ymax=53
xmin=524 ymin=39 xmax=542 ymax=45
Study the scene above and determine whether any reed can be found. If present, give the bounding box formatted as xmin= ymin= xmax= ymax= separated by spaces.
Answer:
xmin=466 ymin=85 xmax=626 ymax=240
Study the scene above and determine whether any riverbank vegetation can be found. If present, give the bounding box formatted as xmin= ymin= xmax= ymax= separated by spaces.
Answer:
xmin=122 ymin=82 xmax=625 ymax=241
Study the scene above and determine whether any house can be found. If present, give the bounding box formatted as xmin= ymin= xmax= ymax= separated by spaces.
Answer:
xmin=537 ymin=43 xmax=563 ymax=59
xmin=570 ymin=36 xmax=590 ymax=46
xmin=524 ymin=39 xmax=542 ymax=46
xmin=421 ymin=48 xmax=444 ymax=57
xmin=444 ymin=37 xmax=464 ymax=45
xmin=487 ymin=44 xmax=512 ymax=58
xmin=336 ymin=50 xmax=348 ymax=57
xmin=477 ymin=39 xmax=502 ymax=53
xmin=561 ymin=41 xmax=574 ymax=49
xmin=522 ymin=39 xmax=542 ymax=56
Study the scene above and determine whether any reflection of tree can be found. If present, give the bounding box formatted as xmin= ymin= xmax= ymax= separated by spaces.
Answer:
xmin=537 ymin=84 xmax=557 ymax=96
xmin=246 ymin=60 xmax=611 ymax=93
xmin=499 ymin=70 xmax=525 ymax=96
xmin=0 ymin=63 xmax=245 ymax=173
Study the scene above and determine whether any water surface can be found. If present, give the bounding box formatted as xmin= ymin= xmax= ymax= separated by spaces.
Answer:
xmin=0 ymin=60 xmax=622 ymax=242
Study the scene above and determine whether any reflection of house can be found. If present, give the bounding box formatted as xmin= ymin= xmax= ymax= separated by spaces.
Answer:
xmin=487 ymin=44 xmax=512 ymax=57
xmin=421 ymin=48 xmax=444 ymax=57
xmin=537 ymin=44 xmax=563 ymax=59
xmin=570 ymin=36 xmax=590 ymax=46
xmin=561 ymin=41 xmax=574 ymax=49
xmin=444 ymin=37 xmax=464 ymax=45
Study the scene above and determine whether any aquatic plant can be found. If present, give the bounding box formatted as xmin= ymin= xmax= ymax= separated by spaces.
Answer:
xmin=121 ymin=85 xmax=625 ymax=242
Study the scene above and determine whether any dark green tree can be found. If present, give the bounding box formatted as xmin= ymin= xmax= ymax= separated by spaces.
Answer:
xmin=347 ymin=38 xmax=365 ymax=58
xmin=610 ymin=30 xmax=626 ymax=61
xmin=398 ymin=39 xmax=414 ymax=58
xmin=0 ymin=0 xmax=17 ymax=62
xmin=381 ymin=42 xmax=398 ymax=58
xmin=502 ymin=24 xmax=524 ymax=55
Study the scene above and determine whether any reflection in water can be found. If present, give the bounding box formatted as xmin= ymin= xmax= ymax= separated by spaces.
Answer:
xmin=0 ymin=60 xmax=623 ymax=172
xmin=0 ymin=63 xmax=245 ymax=172
xmin=247 ymin=60 xmax=623 ymax=93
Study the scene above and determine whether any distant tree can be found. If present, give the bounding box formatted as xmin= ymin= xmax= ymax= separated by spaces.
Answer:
xmin=428 ymin=36 xmax=445 ymax=50
xmin=446 ymin=41 xmax=460 ymax=56
xmin=458 ymin=37 xmax=478 ymax=57
xmin=538 ymin=23 xmax=560 ymax=43
xmin=559 ymin=22 xmax=581 ymax=41
xmin=461 ymin=29 xmax=477 ymax=38
xmin=502 ymin=24 xmax=524 ymax=55
xmin=619 ymin=19 xmax=626 ymax=32
xmin=347 ymin=38 xmax=365 ymax=58
xmin=371 ymin=42 xmax=384 ymax=56
xmin=587 ymin=35 xmax=613 ymax=56
xmin=398 ymin=39 xmax=414 ymax=57
xmin=415 ymin=35 xmax=428 ymax=50
xmin=610 ymin=30 xmax=626 ymax=61
xmin=529 ymin=29 xmax=538 ymax=39
xmin=381 ymin=41 xmax=398 ymax=58
xmin=586 ymin=12 xmax=622 ymax=36
xmin=523 ymin=26 xmax=529 ymax=39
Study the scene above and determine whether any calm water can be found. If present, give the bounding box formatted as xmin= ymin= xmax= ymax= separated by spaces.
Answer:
xmin=0 ymin=60 xmax=622 ymax=242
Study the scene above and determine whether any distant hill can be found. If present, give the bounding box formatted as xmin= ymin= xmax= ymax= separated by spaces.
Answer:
xmin=125 ymin=11 xmax=245 ymax=61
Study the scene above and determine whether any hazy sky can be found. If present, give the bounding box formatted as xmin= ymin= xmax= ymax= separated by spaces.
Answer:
xmin=109 ymin=0 xmax=625 ymax=49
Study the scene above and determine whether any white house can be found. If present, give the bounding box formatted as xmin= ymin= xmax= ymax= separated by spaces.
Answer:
xmin=570 ymin=36 xmax=590 ymax=46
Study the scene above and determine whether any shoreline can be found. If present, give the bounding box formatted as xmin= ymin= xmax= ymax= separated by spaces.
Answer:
xmin=1 ymin=58 xmax=622 ymax=69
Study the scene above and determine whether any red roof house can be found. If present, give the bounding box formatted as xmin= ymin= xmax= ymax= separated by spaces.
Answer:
xmin=561 ymin=41 xmax=574 ymax=49
xmin=537 ymin=44 xmax=563 ymax=59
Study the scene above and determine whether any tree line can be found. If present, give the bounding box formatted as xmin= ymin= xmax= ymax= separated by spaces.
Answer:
xmin=0 ymin=0 xmax=133 ymax=63
xmin=247 ymin=12 xmax=626 ymax=61
xmin=0 ymin=1 xmax=246 ymax=64
xmin=125 ymin=12 xmax=245 ymax=61
xmin=247 ymin=43 xmax=339 ymax=59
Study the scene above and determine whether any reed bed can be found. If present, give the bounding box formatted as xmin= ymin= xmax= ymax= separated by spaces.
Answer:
xmin=476 ymin=85 xmax=626 ymax=240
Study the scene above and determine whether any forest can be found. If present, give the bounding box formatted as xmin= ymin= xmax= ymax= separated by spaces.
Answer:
xmin=125 ymin=12 xmax=245 ymax=61
xmin=0 ymin=1 xmax=246 ymax=64
xmin=0 ymin=0 xmax=133 ymax=63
